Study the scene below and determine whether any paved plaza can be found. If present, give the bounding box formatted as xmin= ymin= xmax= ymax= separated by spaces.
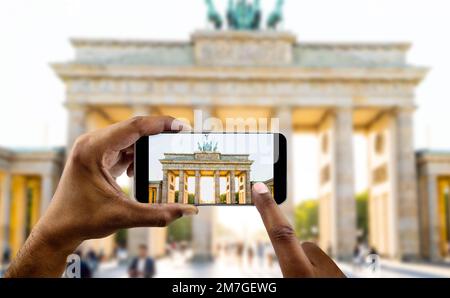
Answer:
xmin=94 ymin=252 xmax=450 ymax=278
xmin=95 ymin=251 xmax=283 ymax=278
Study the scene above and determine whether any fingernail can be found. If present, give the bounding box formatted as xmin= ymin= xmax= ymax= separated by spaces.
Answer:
xmin=172 ymin=119 xmax=192 ymax=131
xmin=253 ymin=182 xmax=269 ymax=194
xmin=183 ymin=207 xmax=198 ymax=216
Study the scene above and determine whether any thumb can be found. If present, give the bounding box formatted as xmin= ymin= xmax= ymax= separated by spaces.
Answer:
xmin=121 ymin=200 xmax=199 ymax=228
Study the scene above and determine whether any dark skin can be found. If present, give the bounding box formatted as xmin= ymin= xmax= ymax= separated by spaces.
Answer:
xmin=5 ymin=116 xmax=344 ymax=278
xmin=252 ymin=182 xmax=345 ymax=277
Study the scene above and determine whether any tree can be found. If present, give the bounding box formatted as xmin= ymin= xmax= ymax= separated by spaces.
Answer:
xmin=294 ymin=199 xmax=319 ymax=240
xmin=188 ymin=193 xmax=195 ymax=204
xmin=294 ymin=192 xmax=369 ymax=242
xmin=355 ymin=191 xmax=368 ymax=241
xmin=114 ymin=229 xmax=127 ymax=247
xmin=218 ymin=193 xmax=239 ymax=204
xmin=220 ymin=193 xmax=227 ymax=204
xmin=168 ymin=216 xmax=192 ymax=242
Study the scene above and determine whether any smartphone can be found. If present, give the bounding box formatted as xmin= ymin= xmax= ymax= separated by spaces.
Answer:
xmin=134 ymin=132 xmax=286 ymax=206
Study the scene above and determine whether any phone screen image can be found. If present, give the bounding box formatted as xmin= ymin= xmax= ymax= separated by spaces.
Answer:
xmin=145 ymin=133 xmax=278 ymax=206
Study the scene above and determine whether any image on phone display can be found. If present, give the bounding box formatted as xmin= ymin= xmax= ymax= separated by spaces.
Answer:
xmin=146 ymin=133 xmax=276 ymax=206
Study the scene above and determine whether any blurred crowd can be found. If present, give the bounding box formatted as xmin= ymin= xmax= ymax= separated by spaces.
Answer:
xmin=351 ymin=242 xmax=381 ymax=275
xmin=215 ymin=240 xmax=277 ymax=270
xmin=64 ymin=238 xmax=279 ymax=278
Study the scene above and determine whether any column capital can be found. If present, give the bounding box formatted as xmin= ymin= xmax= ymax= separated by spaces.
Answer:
xmin=334 ymin=106 xmax=353 ymax=113
xmin=393 ymin=105 xmax=417 ymax=115
xmin=132 ymin=105 xmax=152 ymax=117
xmin=64 ymin=102 xmax=87 ymax=111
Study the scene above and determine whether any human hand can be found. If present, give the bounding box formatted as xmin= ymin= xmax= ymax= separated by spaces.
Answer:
xmin=6 ymin=116 xmax=198 ymax=277
xmin=252 ymin=182 xmax=345 ymax=278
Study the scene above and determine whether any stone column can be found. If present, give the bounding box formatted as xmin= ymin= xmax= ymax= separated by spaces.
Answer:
xmin=274 ymin=107 xmax=294 ymax=223
xmin=39 ymin=174 xmax=54 ymax=215
xmin=333 ymin=107 xmax=357 ymax=260
xmin=366 ymin=111 xmax=399 ymax=258
xmin=179 ymin=170 xmax=185 ymax=204
xmin=192 ymin=107 xmax=216 ymax=262
xmin=161 ymin=170 xmax=169 ymax=204
xmin=318 ymin=108 xmax=356 ymax=260
xmin=214 ymin=170 xmax=220 ymax=204
xmin=0 ymin=173 xmax=11 ymax=264
xmin=191 ymin=206 xmax=216 ymax=262
xmin=425 ymin=174 xmax=440 ymax=261
xmin=229 ymin=171 xmax=236 ymax=205
xmin=67 ymin=104 xmax=87 ymax=151
xmin=195 ymin=170 xmax=201 ymax=204
xmin=395 ymin=108 xmax=420 ymax=259
xmin=245 ymin=170 xmax=252 ymax=204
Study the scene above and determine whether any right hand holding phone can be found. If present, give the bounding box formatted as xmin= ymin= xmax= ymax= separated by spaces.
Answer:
xmin=252 ymin=182 xmax=346 ymax=278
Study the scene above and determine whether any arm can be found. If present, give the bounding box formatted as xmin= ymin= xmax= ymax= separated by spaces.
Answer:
xmin=252 ymin=182 xmax=345 ymax=278
xmin=5 ymin=116 xmax=197 ymax=278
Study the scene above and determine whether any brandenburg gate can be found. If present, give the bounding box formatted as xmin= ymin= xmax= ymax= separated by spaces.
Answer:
xmin=154 ymin=152 xmax=253 ymax=205
xmin=51 ymin=4 xmax=427 ymax=259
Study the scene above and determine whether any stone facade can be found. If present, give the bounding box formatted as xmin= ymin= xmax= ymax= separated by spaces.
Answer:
xmin=0 ymin=147 xmax=64 ymax=261
xmin=417 ymin=151 xmax=450 ymax=261
xmin=51 ymin=30 xmax=428 ymax=260
xmin=158 ymin=152 xmax=253 ymax=205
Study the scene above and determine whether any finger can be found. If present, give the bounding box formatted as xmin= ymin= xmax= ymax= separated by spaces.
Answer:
xmin=253 ymin=183 xmax=314 ymax=277
xmin=301 ymin=242 xmax=346 ymax=278
xmin=98 ymin=116 xmax=191 ymax=152
xmin=109 ymin=151 xmax=134 ymax=178
xmin=122 ymin=200 xmax=198 ymax=228
xmin=126 ymin=163 xmax=134 ymax=177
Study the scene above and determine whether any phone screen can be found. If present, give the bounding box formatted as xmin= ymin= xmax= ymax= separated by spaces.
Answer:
xmin=142 ymin=133 xmax=281 ymax=206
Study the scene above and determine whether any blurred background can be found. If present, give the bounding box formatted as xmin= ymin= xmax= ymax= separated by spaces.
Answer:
xmin=1 ymin=0 xmax=450 ymax=278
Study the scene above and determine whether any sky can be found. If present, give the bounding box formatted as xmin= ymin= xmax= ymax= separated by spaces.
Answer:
xmin=1 ymin=0 xmax=450 ymax=207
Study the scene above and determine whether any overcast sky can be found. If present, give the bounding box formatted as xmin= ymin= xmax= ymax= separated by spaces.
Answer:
xmin=1 ymin=0 xmax=449 ymax=210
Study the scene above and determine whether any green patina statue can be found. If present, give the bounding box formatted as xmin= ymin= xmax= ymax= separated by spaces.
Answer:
xmin=197 ymin=135 xmax=218 ymax=152
xmin=267 ymin=0 xmax=284 ymax=29
xmin=205 ymin=0 xmax=223 ymax=29
xmin=204 ymin=0 xmax=284 ymax=30
xmin=227 ymin=0 xmax=261 ymax=30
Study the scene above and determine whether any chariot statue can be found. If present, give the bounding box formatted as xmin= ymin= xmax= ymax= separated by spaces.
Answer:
xmin=197 ymin=134 xmax=218 ymax=152
xmin=204 ymin=0 xmax=285 ymax=30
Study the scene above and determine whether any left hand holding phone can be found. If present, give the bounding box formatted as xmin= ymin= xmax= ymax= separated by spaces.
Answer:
xmin=5 ymin=116 xmax=197 ymax=277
